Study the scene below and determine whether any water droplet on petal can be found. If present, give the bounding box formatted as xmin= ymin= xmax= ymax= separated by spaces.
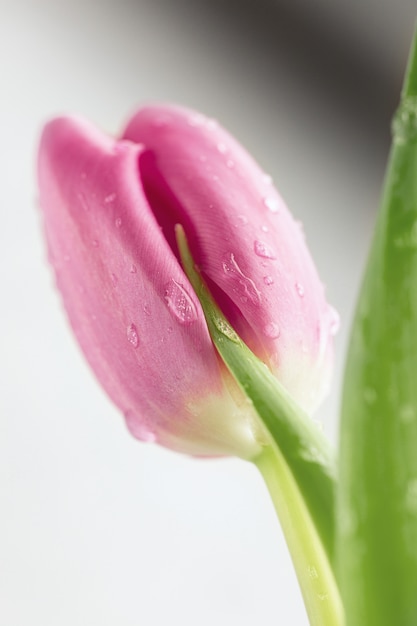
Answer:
xmin=254 ymin=240 xmax=277 ymax=259
xmin=237 ymin=215 xmax=248 ymax=225
xmin=263 ymin=275 xmax=274 ymax=286
xmin=217 ymin=141 xmax=227 ymax=154
xmin=261 ymin=225 xmax=269 ymax=233
xmin=91 ymin=239 xmax=99 ymax=248
xmin=130 ymin=264 xmax=137 ymax=274
xmin=111 ymin=273 xmax=118 ymax=286
xmin=226 ymin=159 xmax=235 ymax=169
xmin=328 ymin=306 xmax=340 ymax=336
xmin=295 ymin=282 xmax=305 ymax=297
xmin=115 ymin=217 xmax=122 ymax=228
xmin=263 ymin=196 xmax=279 ymax=213
xmin=127 ymin=323 xmax=139 ymax=348
xmin=222 ymin=253 xmax=261 ymax=306
xmin=165 ymin=280 xmax=198 ymax=324
xmin=104 ymin=192 xmax=116 ymax=204
xmin=264 ymin=322 xmax=280 ymax=339
xmin=124 ymin=409 xmax=156 ymax=442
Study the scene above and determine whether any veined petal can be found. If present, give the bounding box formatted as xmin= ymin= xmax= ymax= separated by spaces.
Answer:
xmin=38 ymin=117 xmax=262 ymax=458
xmin=123 ymin=105 xmax=337 ymax=412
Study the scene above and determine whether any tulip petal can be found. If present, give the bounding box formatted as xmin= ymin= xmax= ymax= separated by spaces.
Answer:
xmin=122 ymin=104 xmax=337 ymax=412
xmin=38 ymin=117 xmax=262 ymax=458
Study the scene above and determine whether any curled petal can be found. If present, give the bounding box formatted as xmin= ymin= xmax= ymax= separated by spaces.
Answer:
xmin=123 ymin=105 xmax=337 ymax=411
xmin=38 ymin=117 xmax=262 ymax=457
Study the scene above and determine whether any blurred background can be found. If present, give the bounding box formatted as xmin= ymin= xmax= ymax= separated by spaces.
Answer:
xmin=1 ymin=1 xmax=415 ymax=624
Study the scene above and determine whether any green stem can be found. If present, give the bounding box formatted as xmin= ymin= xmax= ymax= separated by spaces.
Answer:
xmin=255 ymin=445 xmax=344 ymax=626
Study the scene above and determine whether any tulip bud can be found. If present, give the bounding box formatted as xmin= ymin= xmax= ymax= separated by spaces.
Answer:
xmin=38 ymin=105 xmax=337 ymax=458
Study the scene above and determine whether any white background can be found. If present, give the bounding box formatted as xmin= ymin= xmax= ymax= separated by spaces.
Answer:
xmin=1 ymin=1 xmax=415 ymax=624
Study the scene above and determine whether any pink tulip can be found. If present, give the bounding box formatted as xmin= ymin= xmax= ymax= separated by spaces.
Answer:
xmin=38 ymin=104 xmax=338 ymax=458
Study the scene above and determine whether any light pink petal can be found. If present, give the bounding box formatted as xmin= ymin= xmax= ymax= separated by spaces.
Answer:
xmin=123 ymin=104 xmax=337 ymax=411
xmin=38 ymin=117 xmax=260 ymax=457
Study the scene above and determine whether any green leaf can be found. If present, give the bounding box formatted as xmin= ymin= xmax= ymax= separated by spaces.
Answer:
xmin=176 ymin=224 xmax=336 ymax=562
xmin=338 ymin=26 xmax=417 ymax=626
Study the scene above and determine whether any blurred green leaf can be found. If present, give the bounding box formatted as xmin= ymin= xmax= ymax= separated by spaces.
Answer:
xmin=338 ymin=26 xmax=417 ymax=626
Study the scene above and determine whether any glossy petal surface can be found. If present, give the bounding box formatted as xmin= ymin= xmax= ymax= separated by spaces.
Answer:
xmin=124 ymin=105 xmax=337 ymax=411
xmin=38 ymin=117 xmax=260 ymax=457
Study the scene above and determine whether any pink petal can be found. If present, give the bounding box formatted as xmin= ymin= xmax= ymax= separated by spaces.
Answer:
xmin=123 ymin=104 xmax=337 ymax=411
xmin=38 ymin=117 xmax=261 ymax=457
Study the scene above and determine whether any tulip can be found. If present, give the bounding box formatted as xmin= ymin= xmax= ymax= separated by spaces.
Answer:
xmin=38 ymin=104 xmax=337 ymax=458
